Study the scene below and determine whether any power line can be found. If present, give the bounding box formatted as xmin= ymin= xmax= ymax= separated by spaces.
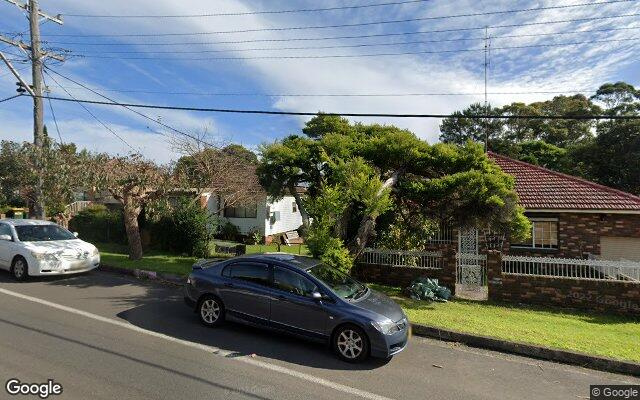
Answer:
xmin=41 ymin=26 xmax=640 ymax=47
xmin=43 ymin=69 xmax=138 ymax=152
xmin=48 ymin=85 xmax=597 ymax=97
xmin=42 ymin=73 xmax=63 ymax=143
xmin=70 ymin=37 xmax=640 ymax=60
xmin=37 ymin=93 xmax=640 ymax=120
xmin=44 ymin=67 xmax=220 ymax=148
xmin=44 ymin=4 xmax=640 ymax=37
xmin=0 ymin=93 xmax=23 ymax=103
xmin=63 ymin=0 xmax=432 ymax=18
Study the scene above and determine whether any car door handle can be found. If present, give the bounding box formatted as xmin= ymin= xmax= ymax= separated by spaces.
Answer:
xmin=224 ymin=282 xmax=234 ymax=288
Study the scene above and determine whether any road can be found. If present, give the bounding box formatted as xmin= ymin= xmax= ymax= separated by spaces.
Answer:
xmin=0 ymin=270 xmax=637 ymax=400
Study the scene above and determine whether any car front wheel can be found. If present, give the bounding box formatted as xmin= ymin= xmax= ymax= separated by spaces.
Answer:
xmin=198 ymin=295 xmax=224 ymax=327
xmin=333 ymin=324 xmax=369 ymax=363
xmin=11 ymin=256 xmax=28 ymax=281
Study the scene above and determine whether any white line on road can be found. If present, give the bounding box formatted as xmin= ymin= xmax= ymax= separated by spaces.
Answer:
xmin=0 ymin=287 xmax=394 ymax=400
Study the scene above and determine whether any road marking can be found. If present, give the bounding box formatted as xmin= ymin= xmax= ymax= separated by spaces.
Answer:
xmin=0 ymin=287 xmax=394 ymax=400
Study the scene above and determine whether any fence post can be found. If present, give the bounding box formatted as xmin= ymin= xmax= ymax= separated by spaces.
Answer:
xmin=486 ymin=250 xmax=502 ymax=301
xmin=442 ymin=246 xmax=457 ymax=296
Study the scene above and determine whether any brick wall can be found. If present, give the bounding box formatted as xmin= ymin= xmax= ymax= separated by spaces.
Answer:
xmin=353 ymin=248 xmax=457 ymax=293
xmin=487 ymin=251 xmax=640 ymax=316
xmin=505 ymin=212 xmax=640 ymax=259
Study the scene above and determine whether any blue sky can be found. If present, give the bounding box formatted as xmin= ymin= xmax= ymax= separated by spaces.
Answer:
xmin=1 ymin=0 xmax=639 ymax=163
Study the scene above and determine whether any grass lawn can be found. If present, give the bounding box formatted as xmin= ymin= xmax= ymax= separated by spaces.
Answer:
xmin=369 ymin=283 xmax=640 ymax=363
xmin=97 ymin=242 xmax=310 ymax=277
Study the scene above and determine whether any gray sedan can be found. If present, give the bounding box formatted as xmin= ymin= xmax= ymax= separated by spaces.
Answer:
xmin=184 ymin=253 xmax=409 ymax=362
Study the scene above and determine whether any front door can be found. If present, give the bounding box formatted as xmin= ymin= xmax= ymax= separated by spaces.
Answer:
xmin=220 ymin=262 xmax=272 ymax=323
xmin=269 ymin=266 xmax=328 ymax=338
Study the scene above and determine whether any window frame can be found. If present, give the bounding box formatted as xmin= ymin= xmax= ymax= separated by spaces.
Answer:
xmin=271 ymin=265 xmax=320 ymax=299
xmin=222 ymin=262 xmax=271 ymax=287
xmin=223 ymin=204 xmax=258 ymax=219
xmin=292 ymin=201 xmax=298 ymax=213
xmin=511 ymin=217 xmax=559 ymax=249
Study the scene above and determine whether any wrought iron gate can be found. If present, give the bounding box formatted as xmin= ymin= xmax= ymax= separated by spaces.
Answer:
xmin=456 ymin=227 xmax=487 ymax=288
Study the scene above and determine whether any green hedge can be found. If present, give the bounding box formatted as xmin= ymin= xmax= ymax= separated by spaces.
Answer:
xmin=69 ymin=205 xmax=127 ymax=244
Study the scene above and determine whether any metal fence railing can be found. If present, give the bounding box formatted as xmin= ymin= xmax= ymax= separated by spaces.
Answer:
xmin=359 ymin=248 xmax=442 ymax=269
xmin=502 ymin=255 xmax=640 ymax=282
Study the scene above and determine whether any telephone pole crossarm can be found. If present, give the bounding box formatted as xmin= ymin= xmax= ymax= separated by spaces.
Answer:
xmin=3 ymin=0 xmax=63 ymax=24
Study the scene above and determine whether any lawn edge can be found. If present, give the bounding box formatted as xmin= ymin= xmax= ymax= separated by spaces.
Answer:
xmin=98 ymin=265 xmax=639 ymax=377
xmin=411 ymin=323 xmax=640 ymax=377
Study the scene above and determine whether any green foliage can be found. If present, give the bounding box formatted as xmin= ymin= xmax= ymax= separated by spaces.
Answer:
xmin=247 ymin=227 xmax=264 ymax=245
xmin=69 ymin=205 xmax=127 ymax=244
xmin=218 ymin=221 xmax=241 ymax=241
xmin=148 ymin=197 xmax=215 ymax=257
xmin=305 ymin=223 xmax=353 ymax=274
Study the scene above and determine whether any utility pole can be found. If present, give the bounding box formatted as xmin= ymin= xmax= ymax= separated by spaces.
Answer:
xmin=1 ymin=0 xmax=64 ymax=219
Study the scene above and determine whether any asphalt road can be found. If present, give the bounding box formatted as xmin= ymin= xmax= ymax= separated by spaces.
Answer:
xmin=0 ymin=270 xmax=637 ymax=400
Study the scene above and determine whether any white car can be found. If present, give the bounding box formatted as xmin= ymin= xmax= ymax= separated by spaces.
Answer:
xmin=0 ymin=219 xmax=100 ymax=281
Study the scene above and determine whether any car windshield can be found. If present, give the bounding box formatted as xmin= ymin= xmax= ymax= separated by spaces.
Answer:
xmin=307 ymin=264 xmax=367 ymax=300
xmin=15 ymin=225 xmax=76 ymax=242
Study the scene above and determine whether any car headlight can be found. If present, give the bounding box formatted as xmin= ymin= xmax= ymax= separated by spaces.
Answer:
xmin=90 ymin=247 xmax=100 ymax=257
xmin=30 ymin=251 xmax=59 ymax=262
xmin=371 ymin=319 xmax=402 ymax=335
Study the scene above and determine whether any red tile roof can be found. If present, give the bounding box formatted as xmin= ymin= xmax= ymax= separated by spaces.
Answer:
xmin=487 ymin=152 xmax=640 ymax=211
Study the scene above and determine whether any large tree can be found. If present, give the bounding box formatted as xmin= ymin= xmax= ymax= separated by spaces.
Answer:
xmin=88 ymin=154 xmax=173 ymax=260
xmin=259 ymin=115 xmax=530 ymax=263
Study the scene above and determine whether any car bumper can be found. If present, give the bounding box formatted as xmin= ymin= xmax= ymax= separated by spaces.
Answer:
xmin=30 ymin=255 xmax=101 ymax=276
xmin=184 ymin=285 xmax=198 ymax=310
xmin=368 ymin=321 xmax=410 ymax=359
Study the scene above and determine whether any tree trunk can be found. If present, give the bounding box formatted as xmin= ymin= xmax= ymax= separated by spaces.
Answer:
xmin=123 ymin=200 xmax=143 ymax=260
xmin=349 ymin=169 xmax=403 ymax=257
xmin=289 ymin=183 xmax=310 ymax=229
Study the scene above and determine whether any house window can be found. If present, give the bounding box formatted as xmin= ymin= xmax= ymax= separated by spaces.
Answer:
xmin=292 ymin=201 xmax=297 ymax=213
xmin=512 ymin=218 xmax=558 ymax=249
xmin=224 ymin=204 xmax=258 ymax=218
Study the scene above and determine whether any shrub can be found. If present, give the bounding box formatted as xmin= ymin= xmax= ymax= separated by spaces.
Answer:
xmin=148 ymin=197 xmax=214 ymax=258
xmin=306 ymin=223 xmax=353 ymax=274
xmin=69 ymin=205 xmax=127 ymax=244
xmin=246 ymin=227 xmax=263 ymax=245
xmin=218 ymin=221 xmax=240 ymax=241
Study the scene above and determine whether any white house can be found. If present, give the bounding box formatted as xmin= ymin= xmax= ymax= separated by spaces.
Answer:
xmin=201 ymin=192 xmax=304 ymax=243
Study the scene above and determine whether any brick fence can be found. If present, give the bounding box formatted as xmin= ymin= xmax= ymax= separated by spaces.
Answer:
xmin=353 ymin=248 xmax=457 ymax=294
xmin=486 ymin=251 xmax=640 ymax=316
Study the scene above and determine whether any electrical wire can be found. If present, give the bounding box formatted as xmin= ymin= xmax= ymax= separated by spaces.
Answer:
xmin=47 ymin=85 xmax=597 ymax=97
xmin=43 ymin=9 xmax=640 ymax=37
xmin=0 ymin=93 xmax=23 ymax=103
xmin=70 ymin=37 xmax=640 ymax=60
xmin=63 ymin=0 xmax=433 ymax=18
xmin=43 ymin=70 xmax=139 ymax=152
xmin=36 ymin=93 xmax=640 ymax=120
xmin=41 ymin=26 xmax=640 ymax=47
xmin=42 ymin=73 xmax=64 ymax=143
xmin=61 ymin=0 xmax=633 ymax=20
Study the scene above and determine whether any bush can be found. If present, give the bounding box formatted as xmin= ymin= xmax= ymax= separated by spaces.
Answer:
xmin=69 ymin=205 xmax=127 ymax=244
xmin=148 ymin=197 xmax=214 ymax=258
xmin=246 ymin=227 xmax=263 ymax=245
xmin=218 ymin=221 xmax=240 ymax=241
xmin=306 ymin=223 xmax=353 ymax=274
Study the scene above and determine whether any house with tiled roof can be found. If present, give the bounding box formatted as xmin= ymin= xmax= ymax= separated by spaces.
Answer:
xmin=488 ymin=152 xmax=640 ymax=261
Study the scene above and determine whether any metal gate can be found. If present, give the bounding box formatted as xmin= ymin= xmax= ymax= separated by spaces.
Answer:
xmin=456 ymin=227 xmax=487 ymax=288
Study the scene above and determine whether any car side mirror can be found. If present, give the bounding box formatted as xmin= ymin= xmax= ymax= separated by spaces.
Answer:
xmin=311 ymin=292 xmax=323 ymax=301
xmin=0 ymin=234 xmax=11 ymax=241
xmin=73 ymin=232 xmax=79 ymax=237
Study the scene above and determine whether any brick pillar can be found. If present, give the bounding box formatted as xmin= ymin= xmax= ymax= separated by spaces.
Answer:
xmin=441 ymin=246 xmax=457 ymax=296
xmin=486 ymin=250 xmax=502 ymax=301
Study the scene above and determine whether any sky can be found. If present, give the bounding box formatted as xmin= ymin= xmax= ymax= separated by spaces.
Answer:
xmin=1 ymin=0 xmax=639 ymax=164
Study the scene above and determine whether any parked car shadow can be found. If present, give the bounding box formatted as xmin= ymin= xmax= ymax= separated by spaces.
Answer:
xmin=3 ymin=270 xmax=392 ymax=371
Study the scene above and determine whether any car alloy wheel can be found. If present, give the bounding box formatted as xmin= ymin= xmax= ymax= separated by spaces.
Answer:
xmin=335 ymin=326 xmax=368 ymax=362
xmin=199 ymin=297 xmax=222 ymax=326
xmin=11 ymin=258 xmax=27 ymax=281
